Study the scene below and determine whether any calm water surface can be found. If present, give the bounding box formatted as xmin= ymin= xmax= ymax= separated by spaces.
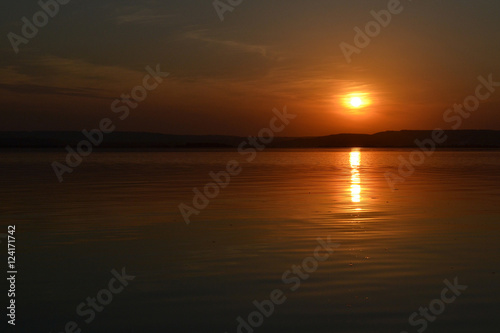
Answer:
xmin=0 ymin=149 xmax=499 ymax=332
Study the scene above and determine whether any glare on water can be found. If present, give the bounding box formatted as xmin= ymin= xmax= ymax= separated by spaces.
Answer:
xmin=349 ymin=149 xmax=361 ymax=204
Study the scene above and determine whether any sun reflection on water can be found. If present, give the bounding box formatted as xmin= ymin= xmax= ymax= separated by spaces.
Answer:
xmin=350 ymin=149 xmax=361 ymax=204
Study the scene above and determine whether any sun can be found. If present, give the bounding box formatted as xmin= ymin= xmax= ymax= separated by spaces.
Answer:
xmin=350 ymin=97 xmax=363 ymax=108
xmin=340 ymin=92 xmax=372 ymax=110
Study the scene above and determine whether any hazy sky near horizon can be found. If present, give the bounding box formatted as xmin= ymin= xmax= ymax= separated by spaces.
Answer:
xmin=1 ymin=0 xmax=500 ymax=136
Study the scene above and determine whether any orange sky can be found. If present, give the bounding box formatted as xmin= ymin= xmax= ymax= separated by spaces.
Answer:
xmin=1 ymin=0 xmax=500 ymax=136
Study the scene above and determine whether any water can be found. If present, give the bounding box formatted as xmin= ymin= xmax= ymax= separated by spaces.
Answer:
xmin=0 ymin=149 xmax=499 ymax=332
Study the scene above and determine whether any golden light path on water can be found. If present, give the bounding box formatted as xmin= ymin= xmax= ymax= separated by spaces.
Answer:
xmin=350 ymin=149 xmax=361 ymax=204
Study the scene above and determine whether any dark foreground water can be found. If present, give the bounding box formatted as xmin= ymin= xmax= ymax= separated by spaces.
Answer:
xmin=0 ymin=149 xmax=499 ymax=332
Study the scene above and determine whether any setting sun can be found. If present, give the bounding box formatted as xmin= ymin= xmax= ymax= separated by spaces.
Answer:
xmin=341 ymin=92 xmax=372 ymax=110
xmin=350 ymin=97 xmax=363 ymax=108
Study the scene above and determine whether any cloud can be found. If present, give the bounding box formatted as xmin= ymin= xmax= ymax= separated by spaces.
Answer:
xmin=0 ymin=66 xmax=31 ymax=85
xmin=0 ymin=55 xmax=148 ymax=99
xmin=183 ymin=30 xmax=270 ymax=57
xmin=114 ymin=7 xmax=174 ymax=25
xmin=0 ymin=83 xmax=110 ymax=100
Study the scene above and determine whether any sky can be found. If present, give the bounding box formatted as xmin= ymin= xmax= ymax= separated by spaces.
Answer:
xmin=1 ymin=0 xmax=500 ymax=136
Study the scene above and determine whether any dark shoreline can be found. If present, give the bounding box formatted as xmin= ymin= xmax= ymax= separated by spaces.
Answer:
xmin=1 ymin=130 xmax=500 ymax=149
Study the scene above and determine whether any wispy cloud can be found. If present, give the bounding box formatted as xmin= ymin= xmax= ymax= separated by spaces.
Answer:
xmin=114 ymin=7 xmax=174 ymax=25
xmin=0 ymin=83 xmax=110 ymax=99
xmin=0 ymin=55 xmax=147 ymax=99
xmin=183 ymin=30 xmax=270 ymax=57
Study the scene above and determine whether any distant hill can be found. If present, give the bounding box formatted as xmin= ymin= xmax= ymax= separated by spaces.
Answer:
xmin=273 ymin=130 xmax=500 ymax=148
xmin=0 ymin=130 xmax=499 ymax=149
